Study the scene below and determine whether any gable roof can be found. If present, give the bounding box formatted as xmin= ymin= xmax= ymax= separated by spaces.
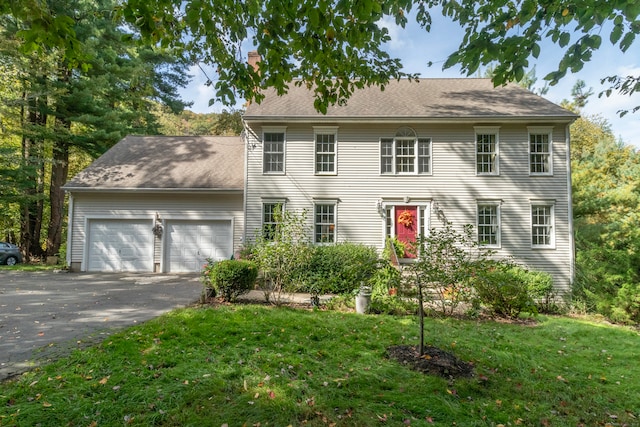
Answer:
xmin=244 ymin=78 xmax=577 ymax=122
xmin=64 ymin=135 xmax=244 ymax=192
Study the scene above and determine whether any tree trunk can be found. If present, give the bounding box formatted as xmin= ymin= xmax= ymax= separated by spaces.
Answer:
xmin=46 ymin=135 xmax=68 ymax=256
xmin=20 ymin=90 xmax=46 ymax=261
xmin=416 ymin=272 xmax=425 ymax=356
xmin=46 ymin=66 xmax=73 ymax=257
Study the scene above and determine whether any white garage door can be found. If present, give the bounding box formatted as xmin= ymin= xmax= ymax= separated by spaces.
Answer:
xmin=166 ymin=220 xmax=233 ymax=272
xmin=87 ymin=219 xmax=153 ymax=272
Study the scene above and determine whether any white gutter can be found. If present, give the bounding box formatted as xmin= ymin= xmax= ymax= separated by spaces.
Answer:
xmin=66 ymin=193 xmax=74 ymax=267
xmin=566 ymin=123 xmax=575 ymax=285
xmin=61 ymin=187 xmax=243 ymax=194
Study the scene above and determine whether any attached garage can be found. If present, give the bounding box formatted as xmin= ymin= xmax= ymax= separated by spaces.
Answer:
xmin=64 ymin=136 xmax=245 ymax=273
xmin=87 ymin=219 xmax=153 ymax=272
xmin=165 ymin=220 xmax=233 ymax=272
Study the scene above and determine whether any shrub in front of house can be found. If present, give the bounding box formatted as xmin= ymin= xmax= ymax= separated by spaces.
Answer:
xmin=470 ymin=261 xmax=547 ymax=318
xmin=300 ymin=242 xmax=379 ymax=294
xmin=209 ymin=259 xmax=258 ymax=302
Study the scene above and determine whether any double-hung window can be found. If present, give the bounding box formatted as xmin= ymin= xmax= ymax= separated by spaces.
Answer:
xmin=314 ymin=202 xmax=337 ymax=243
xmin=529 ymin=127 xmax=553 ymax=175
xmin=262 ymin=201 xmax=284 ymax=241
xmin=475 ymin=127 xmax=499 ymax=175
xmin=531 ymin=202 xmax=555 ymax=248
xmin=314 ymin=127 xmax=337 ymax=174
xmin=380 ymin=127 xmax=431 ymax=175
xmin=477 ymin=202 xmax=501 ymax=247
xmin=263 ymin=128 xmax=286 ymax=174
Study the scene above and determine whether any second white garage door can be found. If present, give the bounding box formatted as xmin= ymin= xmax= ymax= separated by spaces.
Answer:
xmin=166 ymin=220 xmax=233 ymax=272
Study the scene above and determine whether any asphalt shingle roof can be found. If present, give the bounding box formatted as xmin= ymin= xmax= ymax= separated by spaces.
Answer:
xmin=64 ymin=135 xmax=244 ymax=191
xmin=244 ymin=78 xmax=577 ymax=120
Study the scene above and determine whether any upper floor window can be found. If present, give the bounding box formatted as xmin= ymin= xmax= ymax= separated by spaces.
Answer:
xmin=380 ymin=127 xmax=431 ymax=175
xmin=477 ymin=202 xmax=501 ymax=247
xmin=315 ymin=127 xmax=338 ymax=175
xmin=475 ymin=127 xmax=499 ymax=175
xmin=263 ymin=128 xmax=286 ymax=174
xmin=531 ymin=202 xmax=555 ymax=248
xmin=529 ymin=127 xmax=553 ymax=175
xmin=314 ymin=202 xmax=337 ymax=243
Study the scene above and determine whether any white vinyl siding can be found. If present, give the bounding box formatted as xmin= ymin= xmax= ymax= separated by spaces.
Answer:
xmin=314 ymin=202 xmax=336 ymax=243
xmin=244 ymin=122 xmax=573 ymax=293
xmin=529 ymin=127 xmax=553 ymax=175
xmin=475 ymin=127 xmax=499 ymax=175
xmin=477 ymin=203 xmax=501 ymax=247
xmin=314 ymin=127 xmax=337 ymax=174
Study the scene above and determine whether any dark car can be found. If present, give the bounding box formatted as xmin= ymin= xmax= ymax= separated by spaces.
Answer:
xmin=0 ymin=242 xmax=23 ymax=265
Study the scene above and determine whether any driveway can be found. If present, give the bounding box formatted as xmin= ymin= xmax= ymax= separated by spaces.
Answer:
xmin=0 ymin=270 xmax=203 ymax=381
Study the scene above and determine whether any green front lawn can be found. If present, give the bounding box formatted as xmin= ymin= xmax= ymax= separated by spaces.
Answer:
xmin=1 ymin=305 xmax=638 ymax=426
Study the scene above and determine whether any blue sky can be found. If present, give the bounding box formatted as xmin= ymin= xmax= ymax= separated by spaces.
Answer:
xmin=179 ymin=12 xmax=640 ymax=147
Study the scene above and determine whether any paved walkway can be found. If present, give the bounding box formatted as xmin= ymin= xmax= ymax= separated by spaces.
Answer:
xmin=0 ymin=271 xmax=203 ymax=381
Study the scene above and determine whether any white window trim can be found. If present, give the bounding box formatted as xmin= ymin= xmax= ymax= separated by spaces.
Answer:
xmin=313 ymin=126 xmax=338 ymax=176
xmin=379 ymin=137 xmax=433 ymax=176
xmin=476 ymin=200 xmax=502 ymax=248
xmin=262 ymin=126 xmax=287 ymax=175
xmin=530 ymin=201 xmax=556 ymax=249
xmin=381 ymin=201 xmax=432 ymax=243
xmin=313 ymin=200 xmax=338 ymax=244
xmin=528 ymin=126 xmax=554 ymax=176
xmin=474 ymin=126 xmax=500 ymax=176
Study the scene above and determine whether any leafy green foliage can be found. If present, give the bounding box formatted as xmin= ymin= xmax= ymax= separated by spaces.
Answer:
xmin=8 ymin=0 xmax=638 ymax=112
xmin=408 ymin=223 xmax=491 ymax=317
xmin=1 ymin=0 xmax=192 ymax=257
xmin=471 ymin=262 xmax=553 ymax=318
xmin=570 ymin=111 xmax=640 ymax=324
xmin=251 ymin=208 xmax=313 ymax=304
xmin=299 ymin=242 xmax=379 ymax=295
xmin=208 ymin=259 xmax=258 ymax=302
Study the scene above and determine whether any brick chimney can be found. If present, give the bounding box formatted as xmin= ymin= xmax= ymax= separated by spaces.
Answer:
xmin=248 ymin=50 xmax=261 ymax=73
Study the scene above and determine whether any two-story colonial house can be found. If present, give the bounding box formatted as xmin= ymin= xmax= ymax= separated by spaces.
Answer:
xmin=242 ymin=79 xmax=577 ymax=293
xmin=65 ymin=77 xmax=577 ymax=293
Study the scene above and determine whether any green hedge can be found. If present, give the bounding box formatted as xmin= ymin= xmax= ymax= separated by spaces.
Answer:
xmin=209 ymin=259 xmax=258 ymax=302
xmin=471 ymin=262 xmax=554 ymax=318
xmin=299 ymin=242 xmax=379 ymax=294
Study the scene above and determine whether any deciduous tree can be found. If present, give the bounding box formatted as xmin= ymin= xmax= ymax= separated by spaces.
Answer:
xmin=6 ymin=1 xmax=638 ymax=112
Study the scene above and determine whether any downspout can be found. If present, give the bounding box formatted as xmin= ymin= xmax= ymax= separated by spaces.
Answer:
xmin=241 ymin=121 xmax=249 ymax=247
xmin=66 ymin=192 xmax=74 ymax=269
xmin=565 ymin=123 xmax=575 ymax=286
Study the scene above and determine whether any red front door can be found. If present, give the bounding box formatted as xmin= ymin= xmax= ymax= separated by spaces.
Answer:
xmin=395 ymin=206 xmax=417 ymax=258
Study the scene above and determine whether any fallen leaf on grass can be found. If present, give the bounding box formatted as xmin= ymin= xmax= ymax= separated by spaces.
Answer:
xmin=99 ymin=376 xmax=109 ymax=385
